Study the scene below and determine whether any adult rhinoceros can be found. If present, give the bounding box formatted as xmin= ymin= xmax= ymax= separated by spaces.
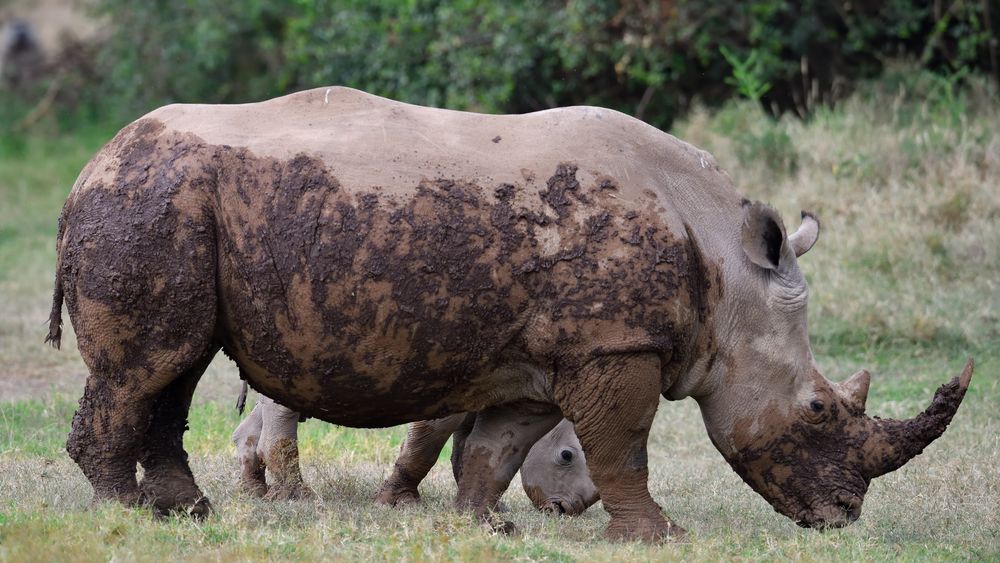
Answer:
xmin=47 ymin=87 xmax=973 ymax=542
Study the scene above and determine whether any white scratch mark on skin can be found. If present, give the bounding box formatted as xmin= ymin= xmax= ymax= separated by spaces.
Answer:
xmin=700 ymin=155 xmax=707 ymax=168
xmin=415 ymin=130 xmax=445 ymax=152
xmin=324 ymin=88 xmax=331 ymax=105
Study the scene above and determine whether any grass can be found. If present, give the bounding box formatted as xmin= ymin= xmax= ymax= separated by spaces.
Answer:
xmin=1 ymin=70 xmax=999 ymax=560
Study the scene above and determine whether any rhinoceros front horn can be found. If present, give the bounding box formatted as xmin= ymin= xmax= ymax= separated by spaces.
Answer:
xmin=861 ymin=359 xmax=974 ymax=479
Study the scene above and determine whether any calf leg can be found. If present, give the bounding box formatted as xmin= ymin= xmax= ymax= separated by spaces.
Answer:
xmin=449 ymin=412 xmax=476 ymax=483
xmin=257 ymin=396 xmax=314 ymax=500
xmin=555 ymin=353 xmax=685 ymax=542
xmin=453 ymin=402 xmax=562 ymax=533
xmin=231 ymin=399 xmax=267 ymax=497
xmin=138 ymin=348 xmax=217 ymax=517
xmin=375 ymin=413 xmax=469 ymax=506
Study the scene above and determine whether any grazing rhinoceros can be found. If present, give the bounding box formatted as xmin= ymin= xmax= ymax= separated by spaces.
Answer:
xmin=232 ymin=392 xmax=595 ymax=515
xmin=47 ymin=86 xmax=973 ymax=542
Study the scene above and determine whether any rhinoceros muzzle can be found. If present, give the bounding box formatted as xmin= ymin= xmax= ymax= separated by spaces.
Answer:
xmin=808 ymin=359 xmax=973 ymax=529
xmin=739 ymin=359 xmax=974 ymax=530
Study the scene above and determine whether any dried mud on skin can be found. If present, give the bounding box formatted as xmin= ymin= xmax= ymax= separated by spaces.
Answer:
xmin=56 ymin=117 xmax=714 ymax=428
xmin=724 ymin=369 xmax=972 ymax=526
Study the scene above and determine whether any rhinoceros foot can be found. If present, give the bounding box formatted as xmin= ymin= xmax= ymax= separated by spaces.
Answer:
xmin=140 ymin=493 xmax=213 ymax=521
xmin=239 ymin=474 xmax=269 ymax=498
xmin=480 ymin=513 xmax=519 ymax=537
xmin=604 ymin=514 xmax=687 ymax=543
xmin=373 ymin=486 xmax=421 ymax=507
xmin=262 ymin=483 xmax=316 ymax=501
xmin=138 ymin=466 xmax=213 ymax=520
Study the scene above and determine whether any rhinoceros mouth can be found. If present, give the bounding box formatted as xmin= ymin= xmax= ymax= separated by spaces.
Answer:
xmin=540 ymin=496 xmax=585 ymax=516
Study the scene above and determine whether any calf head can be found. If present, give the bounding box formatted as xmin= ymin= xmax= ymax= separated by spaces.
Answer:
xmin=700 ymin=202 xmax=973 ymax=528
xmin=520 ymin=419 xmax=599 ymax=516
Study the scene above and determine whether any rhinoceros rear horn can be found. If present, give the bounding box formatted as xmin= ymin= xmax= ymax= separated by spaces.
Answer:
xmin=862 ymin=359 xmax=974 ymax=479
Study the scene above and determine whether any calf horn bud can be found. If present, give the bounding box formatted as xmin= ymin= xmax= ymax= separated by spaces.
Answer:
xmin=862 ymin=359 xmax=974 ymax=479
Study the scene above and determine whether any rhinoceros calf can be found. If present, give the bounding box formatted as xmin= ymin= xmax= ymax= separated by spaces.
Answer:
xmin=233 ymin=393 xmax=596 ymax=515
xmin=48 ymin=86 xmax=973 ymax=542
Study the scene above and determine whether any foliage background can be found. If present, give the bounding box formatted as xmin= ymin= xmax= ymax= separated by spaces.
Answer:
xmin=4 ymin=0 xmax=999 ymax=131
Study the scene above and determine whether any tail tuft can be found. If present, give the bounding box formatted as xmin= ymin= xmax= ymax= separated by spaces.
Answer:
xmin=45 ymin=278 xmax=63 ymax=350
xmin=46 ymin=198 xmax=72 ymax=351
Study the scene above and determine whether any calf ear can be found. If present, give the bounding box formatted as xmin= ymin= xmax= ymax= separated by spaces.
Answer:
xmin=741 ymin=201 xmax=787 ymax=270
xmin=788 ymin=211 xmax=820 ymax=257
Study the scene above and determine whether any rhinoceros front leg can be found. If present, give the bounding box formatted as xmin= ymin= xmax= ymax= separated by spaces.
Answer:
xmin=255 ymin=395 xmax=315 ymax=501
xmin=453 ymin=402 xmax=562 ymax=534
xmin=374 ymin=412 xmax=470 ymax=506
xmin=556 ymin=353 xmax=686 ymax=543
xmin=231 ymin=400 xmax=267 ymax=497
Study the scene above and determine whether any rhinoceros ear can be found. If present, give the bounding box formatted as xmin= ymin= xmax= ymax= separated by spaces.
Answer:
xmin=741 ymin=201 xmax=787 ymax=270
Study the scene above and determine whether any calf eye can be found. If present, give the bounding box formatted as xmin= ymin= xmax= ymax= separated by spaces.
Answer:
xmin=810 ymin=400 xmax=824 ymax=412
xmin=560 ymin=449 xmax=573 ymax=463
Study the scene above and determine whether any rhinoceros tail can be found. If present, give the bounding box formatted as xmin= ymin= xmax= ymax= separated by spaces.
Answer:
xmin=45 ymin=277 xmax=64 ymax=349
xmin=45 ymin=200 xmax=71 ymax=350
xmin=236 ymin=380 xmax=249 ymax=415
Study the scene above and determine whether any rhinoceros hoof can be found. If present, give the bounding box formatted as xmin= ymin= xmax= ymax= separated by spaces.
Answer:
xmin=186 ymin=496 xmax=214 ymax=520
xmin=604 ymin=517 xmax=688 ymax=543
xmin=373 ymin=487 xmax=420 ymax=507
xmin=239 ymin=478 xmax=269 ymax=499
xmin=262 ymin=483 xmax=317 ymax=501
xmin=480 ymin=514 xmax=519 ymax=537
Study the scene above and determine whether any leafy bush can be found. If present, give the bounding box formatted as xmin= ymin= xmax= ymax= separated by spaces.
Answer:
xmin=6 ymin=0 xmax=999 ymax=130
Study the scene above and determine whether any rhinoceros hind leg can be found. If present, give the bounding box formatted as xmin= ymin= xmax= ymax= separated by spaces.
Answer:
xmin=138 ymin=348 xmax=217 ymax=518
xmin=65 ymin=376 xmax=147 ymax=508
xmin=375 ymin=412 xmax=469 ymax=507
xmin=556 ymin=353 xmax=686 ymax=543
xmin=453 ymin=402 xmax=562 ymax=533
xmin=66 ymin=332 xmax=217 ymax=515
xmin=62 ymin=203 xmax=220 ymax=514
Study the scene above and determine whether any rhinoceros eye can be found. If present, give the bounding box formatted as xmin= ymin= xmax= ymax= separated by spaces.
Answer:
xmin=560 ymin=449 xmax=573 ymax=463
xmin=809 ymin=400 xmax=824 ymax=413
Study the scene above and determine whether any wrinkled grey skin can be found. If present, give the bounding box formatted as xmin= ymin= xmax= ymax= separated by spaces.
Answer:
xmin=520 ymin=419 xmax=598 ymax=515
xmin=233 ymin=396 xmax=596 ymax=513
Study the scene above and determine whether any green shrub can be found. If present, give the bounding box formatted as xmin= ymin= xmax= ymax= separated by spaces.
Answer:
xmin=5 ymin=0 xmax=998 ymax=131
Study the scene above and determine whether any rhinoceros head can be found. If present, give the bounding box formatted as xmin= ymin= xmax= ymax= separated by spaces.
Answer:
xmin=520 ymin=419 xmax=599 ymax=516
xmin=699 ymin=202 xmax=973 ymax=528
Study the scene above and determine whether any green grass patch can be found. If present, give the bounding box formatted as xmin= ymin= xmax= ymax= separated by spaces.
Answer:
xmin=0 ymin=396 xmax=424 ymax=463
